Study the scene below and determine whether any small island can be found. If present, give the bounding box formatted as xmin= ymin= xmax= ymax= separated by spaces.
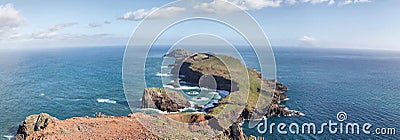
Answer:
xmin=14 ymin=49 xmax=301 ymax=140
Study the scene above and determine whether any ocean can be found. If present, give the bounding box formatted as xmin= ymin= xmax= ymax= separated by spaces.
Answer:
xmin=0 ymin=46 xmax=399 ymax=139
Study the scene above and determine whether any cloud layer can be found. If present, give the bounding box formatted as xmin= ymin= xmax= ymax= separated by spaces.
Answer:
xmin=118 ymin=0 xmax=372 ymax=20
xmin=118 ymin=7 xmax=186 ymax=21
xmin=49 ymin=22 xmax=78 ymax=31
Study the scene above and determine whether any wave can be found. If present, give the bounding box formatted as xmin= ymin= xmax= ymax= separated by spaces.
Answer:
xmin=192 ymin=97 xmax=210 ymax=101
xmin=163 ymin=85 xmax=176 ymax=89
xmin=155 ymin=72 xmax=171 ymax=77
xmin=178 ymin=107 xmax=202 ymax=113
xmin=3 ymin=135 xmax=13 ymax=140
xmin=181 ymin=86 xmax=199 ymax=90
xmin=140 ymin=108 xmax=168 ymax=114
xmin=97 ymin=98 xmax=117 ymax=104
xmin=39 ymin=93 xmax=45 ymax=96
xmin=53 ymin=97 xmax=83 ymax=102
xmin=163 ymin=84 xmax=200 ymax=90
xmin=186 ymin=91 xmax=199 ymax=95
xmin=209 ymin=92 xmax=219 ymax=95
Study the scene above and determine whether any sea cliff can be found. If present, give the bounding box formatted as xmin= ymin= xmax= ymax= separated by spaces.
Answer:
xmin=15 ymin=49 xmax=300 ymax=140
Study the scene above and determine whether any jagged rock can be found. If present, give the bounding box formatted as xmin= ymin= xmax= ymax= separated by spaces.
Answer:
xmin=217 ymin=122 xmax=247 ymax=140
xmin=276 ymin=82 xmax=288 ymax=91
xmin=141 ymin=88 xmax=191 ymax=112
xmin=14 ymin=113 xmax=58 ymax=140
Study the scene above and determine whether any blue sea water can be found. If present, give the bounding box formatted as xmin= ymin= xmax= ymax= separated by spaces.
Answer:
xmin=0 ymin=46 xmax=399 ymax=139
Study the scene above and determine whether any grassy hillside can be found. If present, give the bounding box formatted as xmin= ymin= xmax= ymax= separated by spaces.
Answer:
xmin=188 ymin=54 xmax=272 ymax=116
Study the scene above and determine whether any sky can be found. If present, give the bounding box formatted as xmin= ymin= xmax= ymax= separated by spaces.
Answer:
xmin=0 ymin=0 xmax=399 ymax=50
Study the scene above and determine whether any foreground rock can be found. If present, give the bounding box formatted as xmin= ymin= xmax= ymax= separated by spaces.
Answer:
xmin=15 ymin=114 xmax=159 ymax=140
xmin=141 ymin=88 xmax=191 ymax=112
xmin=14 ymin=113 xmax=58 ymax=140
xmin=15 ymin=113 xmax=246 ymax=140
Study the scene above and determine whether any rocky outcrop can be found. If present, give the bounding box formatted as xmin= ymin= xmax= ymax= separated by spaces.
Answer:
xmin=163 ymin=49 xmax=194 ymax=58
xmin=16 ymin=113 xmax=159 ymax=140
xmin=14 ymin=113 xmax=58 ymax=140
xmin=141 ymin=88 xmax=191 ymax=112
xmin=241 ymin=82 xmax=301 ymax=119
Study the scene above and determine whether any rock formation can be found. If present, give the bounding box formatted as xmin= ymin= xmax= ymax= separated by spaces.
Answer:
xmin=141 ymin=88 xmax=191 ymax=112
xmin=14 ymin=113 xmax=58 ymax=140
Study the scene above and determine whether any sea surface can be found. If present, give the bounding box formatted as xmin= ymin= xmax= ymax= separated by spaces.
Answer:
xmin=0 ymin=46 xmax=399 ymax=139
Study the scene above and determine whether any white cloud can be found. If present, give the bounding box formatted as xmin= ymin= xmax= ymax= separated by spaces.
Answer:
xmin=194 ymin=0 xmax=283 ymax=14
xmin=31 ymin=31 xmax=109 ymax=40
xmin=193 ymin=0 xmax=244 ymax=14
xmin=299 ymin=0 xmax=329 ymax=4
xmin=193 ymin=0 xmax=371 ymax=13
xmin=243 ymin=0 xmax=283 ymax=9
xmin=299 ymin=36 xmax=317 ymax=42
xmin=118 ymin=7 xmax=186 ymax=21
xmin=0 ymin=3 xmax=26 ymax=40
xmin=88 ymin=23 xmax=101 ymax=28
xmin=31 ymin=31 xmax=58 ymax=39
xmin=328 ymin=0 xmax=335 ymax=5
xmin=285 ymin=0 xmax=297 ymax=5
xmin=338 ymin=0 xmax=370 ymax=6
xmin=49 ymin=22 xmax=78 ymax=31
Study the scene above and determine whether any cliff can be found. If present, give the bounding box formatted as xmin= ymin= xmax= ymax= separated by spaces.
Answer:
xmin=141 ymin=88 xmax=190 ymax=112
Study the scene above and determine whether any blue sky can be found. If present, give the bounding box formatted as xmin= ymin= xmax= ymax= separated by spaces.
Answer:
xmin=0 ymin=0 xmax=399 ymax=50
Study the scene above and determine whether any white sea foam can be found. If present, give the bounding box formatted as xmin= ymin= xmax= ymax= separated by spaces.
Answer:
xmin=97 ymin=98 xmax=117 ymax=104
xmin=164 ymin=84 xmax=200 ymax=90
xmin=178 ymin=107 xmax=202 ymax=113
xmin=155 ymin=72 xmax=171 ymax=77
xmin=161 ymin=66 xmax=169 ymax=68
xmin=141 ymin=108 xmax=168 ymax=114
xmin=209 ymin=92 xmax=219 ymax=95
xmin=3 ymin=135 xmax=13 ymax=140
xmin=192 ymin=97 xmax=210 ymax=101
xmin=39 ymin=93 xmax=45 ymax=96
xmin=186 ymin=91 xmax=199 ymax=95
xmin=181 ymin=86 xmax=199 ymax=90
xmin=163 ymin=85 xmax=175 ymax=89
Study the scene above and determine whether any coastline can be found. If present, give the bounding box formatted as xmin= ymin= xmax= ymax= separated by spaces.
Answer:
xmin=14 ymin=49 xmax=301 ymax=139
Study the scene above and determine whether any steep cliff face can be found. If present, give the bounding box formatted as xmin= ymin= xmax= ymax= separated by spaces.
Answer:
xmin=173 ymin=61 xmax=239 ymax=92
xmin=141 ymin=88 xmax=191 ymax=112
xmin=14 ymin=113 xmax=58 ymax=140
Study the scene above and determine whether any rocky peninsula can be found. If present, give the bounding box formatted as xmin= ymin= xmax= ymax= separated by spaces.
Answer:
xmin=14 ymin=49 xmax=300 ymax=140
